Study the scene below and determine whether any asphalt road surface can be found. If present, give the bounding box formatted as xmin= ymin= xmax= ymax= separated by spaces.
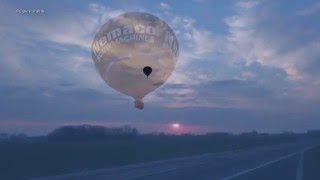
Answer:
xmin=32 ymin=141 xmax=320 ymax=180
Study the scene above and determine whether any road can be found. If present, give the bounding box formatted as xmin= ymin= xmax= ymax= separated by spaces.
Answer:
xmin=32 ymin=141 xmax=320 ymax=180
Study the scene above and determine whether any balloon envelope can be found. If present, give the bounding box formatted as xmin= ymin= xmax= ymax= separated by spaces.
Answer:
xmin=91 ymin=12 xmax=179 ymax=109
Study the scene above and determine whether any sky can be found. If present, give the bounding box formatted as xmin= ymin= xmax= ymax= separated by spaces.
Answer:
xmin=1 ymin=0 xmax=320 ymax=135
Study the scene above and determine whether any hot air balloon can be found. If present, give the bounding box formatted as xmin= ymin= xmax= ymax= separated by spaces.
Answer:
xmin=91 ymin=12 xmax=179 ymax=109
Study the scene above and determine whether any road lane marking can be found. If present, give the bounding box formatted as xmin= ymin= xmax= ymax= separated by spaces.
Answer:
xmin=220 ymin=152 xmax=300 ymax=180
xmin=124 ymin=161 xmax=212 ymax=180
xmin=296 ymin=151 xmax=304 ymax=180
xmin=295 ymin=144 xmax=320 ymax=180
xmin=221 ymin=145 xmax=319 ymax=180
xmin=31 ymin=143 xmax=319 ymax=180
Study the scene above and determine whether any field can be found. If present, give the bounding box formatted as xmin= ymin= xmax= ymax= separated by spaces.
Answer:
xmin=1 ymin=129 xmax=317 ymax=180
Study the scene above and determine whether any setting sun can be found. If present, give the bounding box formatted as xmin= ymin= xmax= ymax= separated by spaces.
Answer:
xmin=171 ymin=123 xmax=180 ymax=129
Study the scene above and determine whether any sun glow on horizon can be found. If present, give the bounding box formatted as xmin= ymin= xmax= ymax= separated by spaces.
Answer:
xmin=171 ymin=123 xmax=180 ymax=129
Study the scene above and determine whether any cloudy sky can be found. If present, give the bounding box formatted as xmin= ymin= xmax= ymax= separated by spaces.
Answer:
xmin=1 ymin=0 xmax=320 ymax=135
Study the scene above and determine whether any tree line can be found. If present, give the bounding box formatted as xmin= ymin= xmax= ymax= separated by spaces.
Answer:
xmin=1 ymin=124 xmax=320 ymax=143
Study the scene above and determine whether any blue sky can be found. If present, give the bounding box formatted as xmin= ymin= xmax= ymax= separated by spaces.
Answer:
xmin=1 ymin=0 xmax=320 ymax=135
